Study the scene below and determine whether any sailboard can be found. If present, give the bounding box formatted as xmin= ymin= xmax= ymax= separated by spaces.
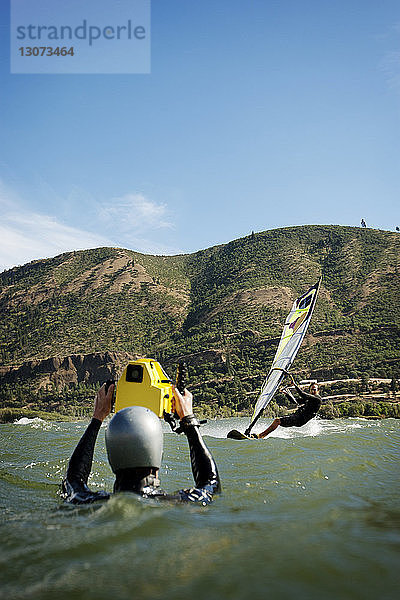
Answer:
xmin=226 ymin=429 xmax=256 ymax=440
xmin=227 ymin=277 xmax=322 ymax=439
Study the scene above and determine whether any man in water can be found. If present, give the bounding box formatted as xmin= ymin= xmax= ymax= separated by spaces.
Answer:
xmin=61 ymin=383 xmax=220 ymax=505
xmin=254 ymin=378 xmax=321 ymax=439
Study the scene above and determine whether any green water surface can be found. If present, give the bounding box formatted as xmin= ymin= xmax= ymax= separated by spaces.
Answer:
xmin=1 ymin=417 xmax=399 ymax=600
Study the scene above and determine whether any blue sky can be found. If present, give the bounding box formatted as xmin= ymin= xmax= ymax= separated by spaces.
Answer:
xmin=1 ymin=0 xmax=399 ymax=272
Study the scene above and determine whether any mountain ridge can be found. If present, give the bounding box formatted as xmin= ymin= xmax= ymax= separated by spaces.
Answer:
xmin=1 ymin=224 xmax=399 ymax=419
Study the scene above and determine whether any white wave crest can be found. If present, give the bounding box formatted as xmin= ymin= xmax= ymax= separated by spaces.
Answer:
xmin=13 ymin=417 xmax=51 ymax=430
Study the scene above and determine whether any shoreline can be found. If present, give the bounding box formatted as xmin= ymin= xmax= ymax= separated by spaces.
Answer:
xmin=1 ymin=404 xmax=399 ymax=424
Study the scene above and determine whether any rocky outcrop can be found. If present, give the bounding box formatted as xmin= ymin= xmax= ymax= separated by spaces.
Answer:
xmin=177 ymin=349 xmax=226 ymax=366
xmin=0 ymin=351 xmax=138 ymax=389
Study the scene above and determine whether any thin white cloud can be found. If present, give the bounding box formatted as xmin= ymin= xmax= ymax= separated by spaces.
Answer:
xmin=98 ymin=193 xmax=181 ymax=255
xmin=0 ymin=185 xmax=182 ymax=271
xmin=0 ymin=206 xmax=110 ymax=273
xmin=0 ymin=179 xmax=22 ymax=210
xmin=99 ymin=193 xmax=173 ymax=235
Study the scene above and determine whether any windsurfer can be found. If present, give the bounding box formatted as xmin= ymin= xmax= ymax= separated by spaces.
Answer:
xmin=254 ymin=378 xmax=321 ymax=438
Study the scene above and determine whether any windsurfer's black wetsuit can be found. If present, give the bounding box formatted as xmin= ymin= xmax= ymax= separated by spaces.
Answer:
xmin=61 ymin=415 xmax=220 ymax=506
xmin=280 ymin=385 xmax=321 ymax=427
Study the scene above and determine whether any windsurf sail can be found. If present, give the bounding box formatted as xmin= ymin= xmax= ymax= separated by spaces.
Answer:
xmin=244 ymin=277 xmax=321 ymax=436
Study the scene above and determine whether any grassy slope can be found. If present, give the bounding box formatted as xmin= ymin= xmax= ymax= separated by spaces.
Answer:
xmin=0 ymin=225 xmax=399 ymax=417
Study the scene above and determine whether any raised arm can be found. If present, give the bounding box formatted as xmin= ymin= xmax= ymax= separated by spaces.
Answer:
xmin=172 ymin=386 xmax=221 ymax=503
xmin=292 ymin=382 xmax=314 ymax=403
xmin=285 ymin=373 xmax=310 ymax=404
xmin=61 ymin=383 xmax=114 ymax=504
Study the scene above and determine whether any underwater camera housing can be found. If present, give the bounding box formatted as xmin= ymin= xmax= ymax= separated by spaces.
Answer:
xmin=114 ymin=359 xmax=186 ymax=431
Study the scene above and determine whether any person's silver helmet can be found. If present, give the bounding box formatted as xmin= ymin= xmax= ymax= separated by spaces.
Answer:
xmin=105 ymin=406 xmax=163 ymax=472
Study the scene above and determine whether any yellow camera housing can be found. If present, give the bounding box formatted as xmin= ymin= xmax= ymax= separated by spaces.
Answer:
xmin=114 ymin=358 xmax=173 ymax=417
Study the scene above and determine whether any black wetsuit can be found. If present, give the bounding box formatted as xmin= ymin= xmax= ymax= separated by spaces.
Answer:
xmin=61 ymin=415 xmax=220 ymax=506
xmin=280 ymin=386 xmax=321 ymax=428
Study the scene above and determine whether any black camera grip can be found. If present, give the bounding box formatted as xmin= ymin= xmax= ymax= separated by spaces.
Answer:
xmin=104 ymin=379 xmax=116 ymax=412
xmin=175 ymin=362 xmax=187 ymax=395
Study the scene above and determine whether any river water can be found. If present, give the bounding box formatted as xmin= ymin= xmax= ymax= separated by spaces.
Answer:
xmin=1 ymin=416 xmax=399 ymax=600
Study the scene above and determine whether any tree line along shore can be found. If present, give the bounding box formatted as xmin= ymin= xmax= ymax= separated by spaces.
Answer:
xmin=0 ymin=376 xmax=398 ymax=423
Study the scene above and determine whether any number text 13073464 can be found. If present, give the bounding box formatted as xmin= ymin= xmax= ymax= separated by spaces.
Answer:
xmin=18 ymin=47 xmax=75 ymax=57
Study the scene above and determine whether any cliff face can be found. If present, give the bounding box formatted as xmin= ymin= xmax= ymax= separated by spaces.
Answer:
xmin=0 ymin=351 xmax=137 ymax=389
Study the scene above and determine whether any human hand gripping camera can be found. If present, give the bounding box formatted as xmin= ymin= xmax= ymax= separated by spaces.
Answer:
xmin=61 ymin=379 xmax=220 ymax=505
xmin=93 ymin=379 xmax=193 ymax=421
xmin=92 ymin=381 xmax=115 ymax=421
